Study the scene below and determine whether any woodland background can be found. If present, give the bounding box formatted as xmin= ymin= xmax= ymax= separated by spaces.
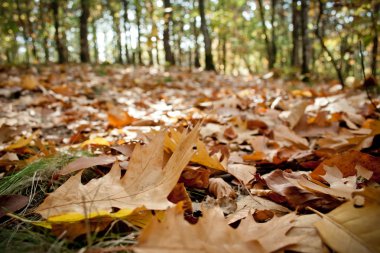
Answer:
xmin=0 ymin=0 xmax=379 ymax=84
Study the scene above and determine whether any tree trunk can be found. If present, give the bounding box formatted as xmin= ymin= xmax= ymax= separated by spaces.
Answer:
xmin=163 ymin=0 xmax=175 ymax=65
xmin=193 ymin=17 xmax=201 ymax=68
xmin=108 ymin=2 xmax=123 ymax=64
xmin=257 ymin=0 xmax=274 ymax=69
xmin=198 ymin=0 xmax=215 ymax=71
xmin=300 ymin=0 xmax=309 ymax=74
xmin=15 ymin=0 xmax=30 ymax=64
xmin=291 ymin=0 xmax=299 ymax=67
xmin=270 ymin=0 xmax=277 ymax=68
xmin=39 ymin=0 xmax=50 ymax=63
xmin=122 ymin=0 xmax=131 ymax=64
xmin=80 ymin=0 xmax=90 ymax=63
xmin=92 ymin=21 xmax=98 ymax=63
xmin=316 ymin=0 xmax=345 ymax=87
xmin=371 ymin=2 xmax=379 ymax=78
xmin=51 ymin=0 xmax=68 ymax=63
xmin=134 ymin=0 xmax=143 ymax=65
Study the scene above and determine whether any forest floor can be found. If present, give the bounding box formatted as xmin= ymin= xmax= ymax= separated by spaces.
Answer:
xmin=0 ymin=64 xmax=379 ymax=253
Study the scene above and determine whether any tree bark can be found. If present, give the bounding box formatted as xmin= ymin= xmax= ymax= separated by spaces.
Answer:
xmin=257 ymin=0 xmax=274 ymax=69
xmin=108 ymin=2 xmax=123 ymax=64
xmin=193 ymin=17 xmax=201 ymax=68
xmin=39 ymin=0 xmax=50 ymax=63
xmin=371 ymin=2 xmax=379 ymax=78
xmin=270 ymin=0 xmax=277 ymax=68
xmin=51 ymin=0 xmax=68 ymax=63
xmin=291 ymin=0 xmax=299 ymax=67
xmin=316 ymin=0 xmax=345 ymax=87
xmin=15 ymin=0 xmax=30 ymax=64
xmin=134 ymin=0 xmax=143 ymax=65
xmin=122 ymin=0 xmax=131 ymax=64
xmin=92 ymin=21 xmax=98 ymax=63
xmin=80 ymin=0 xmax=90 ymax=63
xmin=198 ymin=0 xmax=215 ymax=71
xmin=300 ymin=0 xmax=309 ymax=74
xmin=163 ymin=0 xmax=175 ymax=65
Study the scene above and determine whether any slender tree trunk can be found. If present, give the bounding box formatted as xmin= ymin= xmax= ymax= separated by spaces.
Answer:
xmin=270 ymin=0 xmax=277 ymax=68
xmin=52 ymin=0 xmax=67 ymax=63
xmin=257 ymin=0 xmax=274 ymax=69
xmin=39 ymin=0 xmax=50 ymax=63
xmin=80 ymin=0 xmax=90 ymax=63
xmin=291 ymin=0 xmax=299 ymax=67
xmin=198 ymin=0 xmax=215 ymax=71
xmin=193 ymin=17 xmax=201 ymax=68
xmin=371 ymin=2 xmax=379 ymax=78
xmin=122 ymin=0 xmax=131 ymax=64
xmin=135 ymin=0 xmax=143 ymax=65
xmin=25 ymin=4 xmax=39 ymax=62
xmin=15 ymin=0 xmax=30 ymax=64
xmin=108 ymin=3 xmax=123 ymax=64
xmin=177 ymin=21 xmax=184 ymax=66
xmin=316 ymin=0 xmax=344 ymax=87
xmin=300 ymin=0 xmax=309 ymax=74
xmin=163 ymin=0 xmax=175 ymax=65
xmin=222 ymin=35 xmax=227 ymax=73
xmin=92 ymin=21 xmax=98 ymax=63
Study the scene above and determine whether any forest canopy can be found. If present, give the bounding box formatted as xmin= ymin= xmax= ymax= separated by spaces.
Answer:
xmin=0 ymin=0 xmax=378 ymax=83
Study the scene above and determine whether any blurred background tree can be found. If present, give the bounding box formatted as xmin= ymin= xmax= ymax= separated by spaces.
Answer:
xmin=0 ymin=0 xmax=378 ymax=82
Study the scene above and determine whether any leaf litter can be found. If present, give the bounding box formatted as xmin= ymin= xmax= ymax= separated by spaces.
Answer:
xmin=0 ymin=65 xmax=379 ymax=252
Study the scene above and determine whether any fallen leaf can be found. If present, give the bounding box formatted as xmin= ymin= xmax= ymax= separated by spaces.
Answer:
xmin=35 ymin=126 xmax=199 ymax=219
xmin=311 ymin=150 xmax=380 ymax=182
xmin=165 ymin=128 xmax=226 ymax=171
xmin=58 ymin=155 xmax=117 ymax=175
xmin=227 ymin=163 xmax=256 ymax=185
xmin=314 ymin=186 xmax=380 ymax=253
xmin=20 ymin=75 xmax=39 ymax=90
xmin=0 ymin=195 xmax=29 ymax=218
xmin=208 ymin=178 xmax=237 ymax=199
xmin=135 ymin=206 xmax=266 ymax=253
xmin=80 ymin=137 xmax=110 ymax=148
xmin=279 ymin=100 xmax=308 ymax=129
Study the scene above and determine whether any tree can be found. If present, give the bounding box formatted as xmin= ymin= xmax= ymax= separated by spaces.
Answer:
xmin=300 ymin=0 xmax=309 ymax=75
xmin=163 ymin=0 xmax=175 ymax=65
xmin=122 ymin=0 xmax=132 ymax=64
xmin=108 ymin=1 xmax=123 ymax=64
xmin=291 ymin=0 xmax=300 ymax=67
xmin=134 ymin=0 xmax=143 ymax=65
xmin=80 ymin=0 xmax=90 ymax=63
xmin=371 ymin=2 xmax=379 ymax=78
xmin=315 ymin=0 xmax=344 ymax=87
xmin=198 ymin=0 xmax=215 ymax=71
xmin=51 ymin=0 xmax=68 ymax=63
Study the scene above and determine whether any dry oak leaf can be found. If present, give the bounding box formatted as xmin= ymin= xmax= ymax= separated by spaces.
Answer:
xmin=311 ymin=150 xmax=380 ymax=182
xmin=35 ymin=126 xmax=199 ymax=220
xmin=208 ymin=178 xmax=237 ymax=199
xmin=135 ymin=206 xmax=266 ymax=253
xmin=314 ymin=186 xmax=380 ymax=253
xmin=165 ymin=128 xmax=226 ymax=171
xmin=237 ymin=212 xmax=304 ymax=252
xmin=284 ymin=166 xmax=358 ymax=199
xmin=227 ymin=163 xmax=256 ymax=185
xmin=279 ymin=100 xmax=308 ymax=129
xmin=58 ymin=155 xmax=117 ymax=175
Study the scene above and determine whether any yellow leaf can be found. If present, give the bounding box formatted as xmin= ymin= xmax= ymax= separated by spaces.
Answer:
xmin=80 ymin=137 xmax=110 ymax=147
xmin=5 ymin=131 xmax=38 ymax=151
xmin=165 ymin=128 xmax=226 ymax=171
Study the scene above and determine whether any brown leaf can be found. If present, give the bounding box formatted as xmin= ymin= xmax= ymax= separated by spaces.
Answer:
xmin=167 ymin=183 xmax=193 ymax=213
xmin=179 ymin=167 xmax=210 ymax=188
xmin=135 ymin=206 xmax=266 ymax=253
xmin=35 ymin=126 xmax=199 ymax=219
xmin=58 ymin=155 xmax=117 ymax=175
xmin=0 ymin=195 xmax=29 ymax=218
xmin=263 ymin=169 xmax=340 ymax=211
xmin=311 ymin=150 xmax=380 ymax=182
xmin=208 ymin=178 xmax=237 ymax=199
